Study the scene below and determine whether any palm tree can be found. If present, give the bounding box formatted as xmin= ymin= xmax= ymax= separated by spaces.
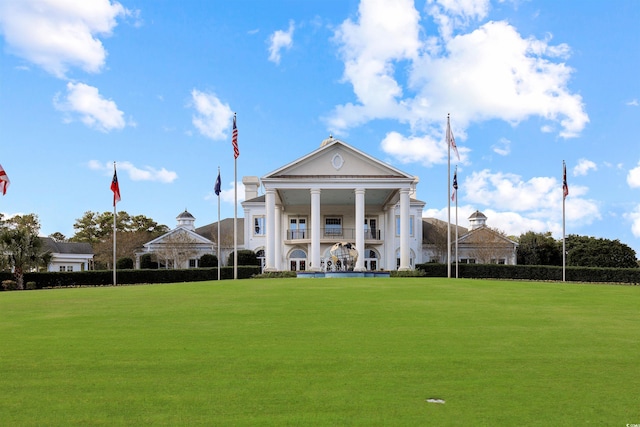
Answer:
xmin=0 ymin=228 xmax=43 ymax=290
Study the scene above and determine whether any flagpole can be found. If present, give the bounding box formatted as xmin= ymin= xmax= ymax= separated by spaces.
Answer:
xmin=455 ymin=166 xmax=459 ymax=279
xmin=447 ymin=114 xmax=451 ymax=278
xmin=217 ymin=166 xmax=221 ymax=282
xmin=113 ymin=161 xmax=117 ymax=287
xmin=562 ymin=160 xmax=566 ymax=282
xmin=233 ymin=113 xmax=238 ymax=280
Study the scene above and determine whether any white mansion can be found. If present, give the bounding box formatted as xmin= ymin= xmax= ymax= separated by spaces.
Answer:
xmin=137 ymin=136 xmax=517 ymax=271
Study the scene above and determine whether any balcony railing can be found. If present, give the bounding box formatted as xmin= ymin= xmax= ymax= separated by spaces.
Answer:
xmin=286 ymin=228 xmax=382 ymax=241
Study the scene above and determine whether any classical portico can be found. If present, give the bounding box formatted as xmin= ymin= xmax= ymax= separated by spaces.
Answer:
xmin=245 ymin=136 xmax=424 ymax=272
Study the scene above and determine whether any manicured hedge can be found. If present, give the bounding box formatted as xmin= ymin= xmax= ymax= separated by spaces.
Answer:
xmin=11 ymin=266 xmax=262 ymax=290
xmin=416 ymin=263 xmax=640 ymax=284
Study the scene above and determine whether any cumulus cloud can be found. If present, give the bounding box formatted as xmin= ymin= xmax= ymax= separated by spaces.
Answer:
xmin=380 ymin=131 xmax=468 ymax=166
xmin=326 ymin=0 xmax=589 ymax=166
xmin=190 ymin=90 xmax=234 ymax=140
xmin=627 ymin=162 xmax=640 ymax=188
xmin=461 ymin=169 xmax=600 ymax=230
xmin=0 ymin=0 xmax=131 ymax=78
xmin=624 ymin=205 xmax=640 ymax=238
xmin=54 ymin=82 xmax=126 ymax=132
xmin=268 ymin=20 xmax=294 ymax=64
xmin=573 ymin=158 xmax=597 ymax=176
xmin=626 ymin=99 xmax=639 ymax=107
xmin=89 ymin=160 xmax=177 ymax=183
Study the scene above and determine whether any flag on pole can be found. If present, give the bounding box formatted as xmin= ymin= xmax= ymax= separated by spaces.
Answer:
xmin=111 ymin=166 xmax=121 ymax=206
xmin=563 ymin=162 xmax=569 ymax=199
xmin=0 ymin=164 xmax=9 ymax=195
xmin=451 ymin=167 xmax=458 ymax=202
xmin=447 ymin=118 xmax=460 ymax=160
xmin=215 ymin=170 xmax=222 ymax=196
xmin=232 ymin=113 xmax=239 ymax=159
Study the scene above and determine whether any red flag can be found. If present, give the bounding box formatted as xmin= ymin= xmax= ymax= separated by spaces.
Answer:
xmin=563 ymin=163 xmax=569 ymax=199
xmin=111 ymin=167 xmax=121 ymax=206
xmin=0 ymin=164 xmax=9 ymax=195
xmin=232 ymin=114 xmax=239 ymax=159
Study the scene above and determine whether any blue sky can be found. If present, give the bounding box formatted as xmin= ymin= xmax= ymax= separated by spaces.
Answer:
xmin=1 ymin=0 xmax=639 ymax=253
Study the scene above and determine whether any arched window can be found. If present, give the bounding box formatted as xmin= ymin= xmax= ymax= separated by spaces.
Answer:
xmin=289 ymin=249 xmax=307 ymax=271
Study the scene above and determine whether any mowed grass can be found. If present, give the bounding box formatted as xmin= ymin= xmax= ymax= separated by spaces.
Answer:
xmin=1 ymin=278 xmax=639 ymax=426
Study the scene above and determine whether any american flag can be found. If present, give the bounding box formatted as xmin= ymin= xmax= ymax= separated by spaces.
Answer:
xmin=111 ymin=167 xmax=121 ymax=206
xmin=232 ymin=114 xmax=239 ymax=159
xmin=563 ymin=162 xmax=569 ymax=199
xmin=0 ymin=164 xmax=9 ymax=196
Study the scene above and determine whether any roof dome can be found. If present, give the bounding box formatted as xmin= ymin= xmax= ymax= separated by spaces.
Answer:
xmin=177 ymin=209 xmax=195 ymax=219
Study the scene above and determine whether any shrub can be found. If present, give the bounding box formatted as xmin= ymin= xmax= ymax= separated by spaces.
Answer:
xmin=26 ymin=281 xmax=37 ymax=290
xmin=1 ymin=280 xmax=18 ymax=291
xmin=140 ymin=254 xmax=158 ymax=269
xmin=228 ymin=250 xmax=260 ymax=266
xmin=117 ymin=257 xmax=134 ymax=269
xmin=199 ymin=254 xmax=218 ymax=268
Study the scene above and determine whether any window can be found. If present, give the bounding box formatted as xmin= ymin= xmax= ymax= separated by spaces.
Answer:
xmin=59 ymin=266 xmax=66 ymax=272
xmin=289 ymin=217 xmax=307 ymax=239
xmin=395 ymin=215 xmax=414 ymax=237
xmin=365 ymin=217 xmax=378 ymax=239
xmin=289 ymin=249 xmax=307 ymax=271
xmin=254 ymin=216 xmax=265 ymax=236
xmin=189 ymin=259 xmax=197 ymax=268
xmin=67 ymin=266 xmax=73 ymax=272
xmin=325 ymin=217 xmax=342 ymax=236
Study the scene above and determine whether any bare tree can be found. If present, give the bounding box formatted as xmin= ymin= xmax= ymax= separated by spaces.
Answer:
xmin=466 ymin=227 xmax=514 ymax=264
xmin=152 ymin=231 xmax=200 ymax=269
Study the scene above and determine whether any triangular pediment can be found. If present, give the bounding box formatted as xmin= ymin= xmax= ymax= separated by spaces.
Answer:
xmin=263 ymin=139 xmax=413 ymax=180
xmin=144 ymin=226 xmax=214 ymax=248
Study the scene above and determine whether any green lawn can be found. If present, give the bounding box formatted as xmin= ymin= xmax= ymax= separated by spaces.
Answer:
xmin=1 ymin=278 xmax=639 ymax=426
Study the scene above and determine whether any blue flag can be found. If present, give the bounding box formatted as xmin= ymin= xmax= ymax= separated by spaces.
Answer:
xmin=214 ymin=171 xmax=221 ymax=196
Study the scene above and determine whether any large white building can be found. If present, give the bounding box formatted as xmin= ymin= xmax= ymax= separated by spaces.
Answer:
xmin=138 ymin=136 xmax=517 ymax=271
xmin=241 ymin=136 xmax=425 ymax=272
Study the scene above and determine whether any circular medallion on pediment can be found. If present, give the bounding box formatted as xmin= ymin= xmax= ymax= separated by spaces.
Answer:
xmin=331 ymin=153 xmax=344 ymax=170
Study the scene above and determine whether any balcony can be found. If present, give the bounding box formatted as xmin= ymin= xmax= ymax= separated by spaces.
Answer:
xmin=285 ymin=228 xmax=382 ymax=243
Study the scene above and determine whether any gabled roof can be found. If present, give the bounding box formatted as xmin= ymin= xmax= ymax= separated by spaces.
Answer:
xmin=262 ymin=137 xmax=414 ymax=181
xmin=143 ymin=226 xmax=214 ymax=247
xmin=422 ymin=218 xmax=467 ymax=244
xmin=195 ymin=218 xmax=245 ymax=246
xmin=40 ymin=237 xmax=93 ymax=255
xmin=457 ymin=226 xmax=518 ymax=246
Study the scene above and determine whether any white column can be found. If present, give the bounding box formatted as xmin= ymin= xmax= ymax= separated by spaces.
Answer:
xmin=275 ymin=205 xmax=282 ymax=271
xmin=354 ymin=188 xmax=365 ymax=271
xmin=310 ymin=188 xmax=321 ymax=271
xmin=399 ymin=188 xmax=411 ymax=271
xmin=265 ymin=189 xmax=276 ymax=271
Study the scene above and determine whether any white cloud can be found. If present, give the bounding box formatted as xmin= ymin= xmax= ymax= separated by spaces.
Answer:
xmin=423 ymin=170 xmax=600 ymax=236
xmin=427 ymin=0 xmax=491 ymax=39
xmin=624 ymin=205 xmax=640 ymax=237
xmin=573 ymin=158 xmax=597 ymax=176
xmin=268 ymin=20 xmax=294 ymax=64
xmin=461 ymin=169 xmax=600 ymax=227
xmin=54 ymin=82 xmax=126 ymax=132
xmin=327 ymin=0 xmax=589 ymax=165
xmin=626 ymin=99 xmax=639 ymax=107
xmin=0 ymin=0 xmax=131 ymax=78
xmin=492 ymin=137 xmax=511 ymax=156
xmin=89 ymin=160 xmax=177 ymax=183
xmin=190 ymin=89 xmax=234 ymax=140
xmin=627 ymin=162 xmax=640 ymax=188
xmin=380 ymin=131 xmax=468 ymax=166
xmin=205 ymin=181 xmax=245 ymax=205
